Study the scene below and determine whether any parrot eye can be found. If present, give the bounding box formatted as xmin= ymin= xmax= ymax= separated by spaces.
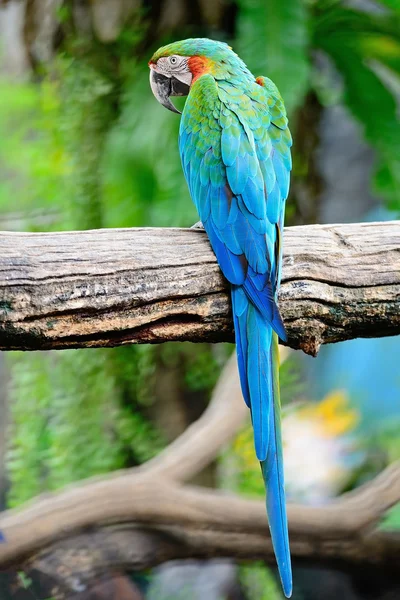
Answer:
xmin=169 ymin=56 xmax=178 ymax=66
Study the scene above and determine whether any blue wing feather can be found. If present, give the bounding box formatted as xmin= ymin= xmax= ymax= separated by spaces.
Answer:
xmin=203 ymin=217 xmax=246 ymax=285
xmin=226 ymin=153 xmax=249 ymax=194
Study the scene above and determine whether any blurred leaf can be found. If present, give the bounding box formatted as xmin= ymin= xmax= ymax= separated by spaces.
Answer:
xmin=361 ymin=32 xmax=400 ymax=74
xmin=376 ymin=0 xmax=400 ymax=13
xmin=7 ymin=348 xmax=165 ymax=507
xmin=236 ymin=0 xmax=310 ymax=113
xmin=102 ymin=64 xmax=196 ymax=228
xmin=183 ymin=343 xmax=222 ymax=392
xmin=369 ymin=418 xmax=400 ymax=462
xmin=17 ymin=572 xmax=33 ymax=590
xmin=0 ymin=79 xmax=71 ymax=225
xmin=239 ymin=561 xmax=284 ymax=600
xmin=280 ymin=352 xmax=304 ymax=407
xmin=380 ymin=502 xmax=400 ymax=530
xmin=313 ymin=4 xmax=400 ymax=209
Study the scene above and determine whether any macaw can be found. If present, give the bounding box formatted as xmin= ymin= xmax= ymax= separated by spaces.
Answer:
xmin=149 ymin=38 xmax=292 ymax=597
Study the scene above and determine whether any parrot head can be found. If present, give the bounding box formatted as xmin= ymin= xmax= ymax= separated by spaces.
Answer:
xmin=148 ymin=38 xmax=252 ymax=114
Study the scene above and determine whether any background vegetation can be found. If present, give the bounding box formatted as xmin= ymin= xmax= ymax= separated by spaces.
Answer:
xmin=0 ymin=0 xmax=399 ymax=598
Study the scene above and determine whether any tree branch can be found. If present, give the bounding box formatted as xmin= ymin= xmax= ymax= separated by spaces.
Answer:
xmin=27 ymin=518 xmax=400 ymax=597
xmin=0 ymin=221 xmax=399 ymax=355
xmin=0 ymin=463 xmax=398 ymax=576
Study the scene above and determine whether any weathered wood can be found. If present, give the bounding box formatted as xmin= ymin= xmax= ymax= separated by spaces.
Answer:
xmin=0 ymin=221 xmax=399 ymax=355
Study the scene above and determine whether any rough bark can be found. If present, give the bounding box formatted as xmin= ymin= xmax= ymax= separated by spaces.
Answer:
xmin=0 ymin=221 xmax=399 ymax=355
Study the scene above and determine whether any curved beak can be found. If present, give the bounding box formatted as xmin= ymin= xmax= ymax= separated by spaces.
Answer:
xmin=149 ymin=69 xmax=191 ymax=115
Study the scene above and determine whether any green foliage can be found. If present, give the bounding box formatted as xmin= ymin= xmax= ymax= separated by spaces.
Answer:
xmin=377 ymin=419 xmax=400 ymax=528
xmin=7 ymin=354 xmax=54 ymax=504
xmin=17 ymin=572 xmax=33 ymax=590
xmin=102 ymin=64 xmax=197 ymax=228
xmin=17 ymin=571 xmax=55 ymax=600
xmin=236 ymin=0 xmax=310 ymax=114
xmin=7 ymin=349 xmax=164 ymax=506
xmin=0 ymin=79 xmax=71 ymax=226
xmin=279 ymin=352 xmax=305 ymax=407
xmin=376 ymin=0 xmax=400 ymax=13
xmin=111 ymin=345 xmax=157 ymax=408
xmin=58 ymin=58 xmax=114 ymax=229
xmin=380 ymin=502 xmax=400 ymax=530
xmin=363 ymin=417 xmax=400 ymax=465
xmin=0 ymin=58 xmax=115 ymax=230
xmin=182 ymin=343 xmax=228 ymax=392
xmin=313 ymin=1 xmax=400 ymax=210
xmin=239 ymin=562 xmax=284 ymax=600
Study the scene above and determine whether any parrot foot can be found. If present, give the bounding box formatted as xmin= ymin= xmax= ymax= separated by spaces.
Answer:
xmin=191 ymin=221 xmax=204 ymax=229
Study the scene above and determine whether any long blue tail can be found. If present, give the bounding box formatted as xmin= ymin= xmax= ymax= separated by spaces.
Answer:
xmin=232 ymin=286 xmax=292 ymax=598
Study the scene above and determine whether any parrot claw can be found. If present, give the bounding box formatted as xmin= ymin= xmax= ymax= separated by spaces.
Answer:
xmin=191 ymin=221 xmax=204 ymax=229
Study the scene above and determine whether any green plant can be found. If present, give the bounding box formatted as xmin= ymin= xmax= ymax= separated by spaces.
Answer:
xmin=239 ymin=561 xmax=284 ymax=600
xmin=380 ymin=502 xmax=400 ymax=530
xmin=17 ymin=570 xmax=55 ymax=600
xmin=237 ymin=0 xmax=310 ymax=114
xmin=313 ymin=0 xmax=400 ymax=210
xmin=7 ymin=349 xmax=165 ymax=506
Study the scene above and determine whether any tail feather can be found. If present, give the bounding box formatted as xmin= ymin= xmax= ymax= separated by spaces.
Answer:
xmin=247 ymin=307 xmax=271 ymax=461
xmin=233 ymin=289 xmax=292 ymax=598
xmin=262 ymin=332 xmax=292 ymax=598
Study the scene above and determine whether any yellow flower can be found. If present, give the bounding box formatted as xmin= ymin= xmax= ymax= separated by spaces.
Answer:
xmin=299 ymin=390 xmax=359 ymax=438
